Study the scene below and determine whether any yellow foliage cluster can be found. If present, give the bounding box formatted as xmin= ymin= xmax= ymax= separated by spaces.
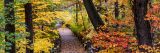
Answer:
xmin=32 ymin=0 xmax=61 ymax=4
xmin=107 ymin=0 xmax=128 ymax=5
xmin=139 ymin=44 xmax=160 ymax=53
xmin=34 ymin=4 xmax=50 ymax=9
xmin=54 ymin=11 xmax=72 ymax=22
xmin=33 ymin=29 xmax=59 ymax=53
xmin=34 ymin=12 xmax=55 ymax=24
xmin=34 ymin=38 xmax=53 ymax=53
xmin=14 ymin=1 xmax=62 ymax=53
xmin=16 ymin=38 xmax=27 ymax=53
xmin=33 ymin=11 xmax=72 ymax=25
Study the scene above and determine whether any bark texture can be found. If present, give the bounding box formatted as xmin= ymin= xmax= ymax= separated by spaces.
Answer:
xmin=132 ymin=0 xmax=153 ymax=46
xmin=83 ymin=0 xmax=104 ymax=31
xmin=24 ymin=3 xmax=34 ymax=53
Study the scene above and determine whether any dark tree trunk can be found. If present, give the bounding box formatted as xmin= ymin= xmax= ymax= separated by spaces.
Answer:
xmin=83 ymin=0 xmax=104 ymax=31
xmin=75 ymin=0 xmax=79 ymax=25
xmin=121 ymin=4 xmax=125 ymax=18
xmin=4 ymin=0 xmax=15 ymax=53
xmin=114 ymin=0 xmax=120 ymax=31
xmin=149 ymin=0 xmax=153 ymax=8
xmin=24 ymin=3 xmax=34 ymax=53
xmin=114 ymin=0 xmax=119 ymax=19
xmin=41 ymin=25 xmax=44 ymax=31
xmin=132 ymin=0 xmax=153 ymax=47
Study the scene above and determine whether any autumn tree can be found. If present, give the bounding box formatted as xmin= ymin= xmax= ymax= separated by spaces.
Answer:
xmin=114 ymin=0 xmax=119 ymax=18
xmin=4 ymin=0 xmax=15 ymax=52
xmin=24 ymin=3 xmax=34 ymax=53
xmin=132 ymin=0 xmax=153 ymax=47
xmin=83 ymin=0 xmax=104 ymax=31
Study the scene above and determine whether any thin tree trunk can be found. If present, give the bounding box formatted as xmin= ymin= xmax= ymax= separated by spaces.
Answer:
xmin=114 ymin=0 xmax=119 ymax=19
xmin=76 ymin=0 xmax=79 ymax=25
xmin=132 ymin=0 xmax=153 ymax=49
xmin=41 ymin=25 xmax=44 ymax=31
xmin=114 ymin=0 xmax=119 ymax=31
xmin=149 ymin=0 xmax=153 ymax=8
xmin=24 ymin=3 xmax=34 ymax=53
xmin=4 ymin=0 xmax=15 ymax=53
xmin=83 ymin=0 xmax=104 ymax=31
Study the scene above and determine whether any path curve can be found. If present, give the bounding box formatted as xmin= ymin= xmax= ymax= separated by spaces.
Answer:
xmin=57 ymin=28 xmax=86 ymax=53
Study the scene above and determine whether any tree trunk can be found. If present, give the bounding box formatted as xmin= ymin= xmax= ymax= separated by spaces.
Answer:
xmin=75 ymin=0 xmax=79 ymax=25
xmin=114 ymin=0 xmax=120 ymax=31
xmin=83 ymin=0 xmax=104 ymax=31
xmin=132 ymin=0 xmax=153 ymax=47
xmin=149 ymin=0 xmax=153 ymax=8
xmin=121 ymin=4 xmax=125 ymax=18
xmin=24 ymin=3 xmax=34 ymax=53
xmin=4 ymin=0 xmax=15 ymax=53
xmin=114 ymin=0 xmax=119 ymax=19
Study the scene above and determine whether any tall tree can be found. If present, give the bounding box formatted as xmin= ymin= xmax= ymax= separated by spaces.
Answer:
xmin=114 ymin=0 xmax=120 ymax=31
xmin=132 ymin=0 xmax=153 ymax=48
xmin=114 ymin=0 xmax=119 ymax=18
xmin=24 ymin=3 xmax=34 ymax=53
xmin=83 ymin=0 xmax=104 ymax=31
xmin=4 ymin=0 xmax=15 ymax=53
xmin=121 ymin=4 xmax=125 ymax=18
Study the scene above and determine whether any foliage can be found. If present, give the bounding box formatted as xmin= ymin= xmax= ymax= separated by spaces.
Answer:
xmin=140 ymin=3 xmax=160 ymax=53
xmin=0 ymin=0 xmax=159 ymax=53
xmin=79 ymin=0 xmax=160 ymax=53
xmin=91 ymin=30 xmax=137 ymax=52
xmin=3 ymin=0 xmax=62 ymax=52
xmin=15 ymin=0 xmax=61 ymax=52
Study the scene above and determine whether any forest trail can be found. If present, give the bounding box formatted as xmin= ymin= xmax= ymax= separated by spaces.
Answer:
xmin=57 ymin=28 xmax=87 ymax=53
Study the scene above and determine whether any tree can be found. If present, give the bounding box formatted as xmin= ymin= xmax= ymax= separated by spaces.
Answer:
xmin=132 ymin=0 xmax=153 ymax=47
xmin=83 ymin=0 xmax=104 ymax=31
xmin=114 ymin=0 xmax=120 ymax=30
xmin=114 ymin=0 xmax=119 ymax=19
xmin=4 ymin=0 xmax=15 ymax=52
xmin=24 ymin=3 xmax=34 ymax=53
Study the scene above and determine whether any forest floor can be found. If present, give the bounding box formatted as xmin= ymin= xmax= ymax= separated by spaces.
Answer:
xmin=57 ymin=28 xmax=87 ymax=53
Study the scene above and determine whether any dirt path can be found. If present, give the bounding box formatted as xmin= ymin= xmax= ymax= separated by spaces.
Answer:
xmin=57 ymin=28 xmax=87 ymax=53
